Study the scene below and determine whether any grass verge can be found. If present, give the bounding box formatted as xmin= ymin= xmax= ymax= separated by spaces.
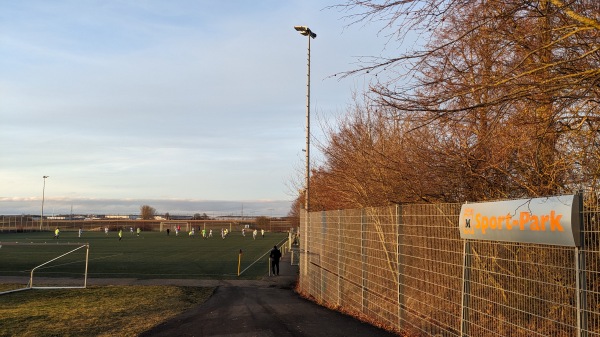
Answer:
xmin=0 ymin=285 xmax=214 ymax=337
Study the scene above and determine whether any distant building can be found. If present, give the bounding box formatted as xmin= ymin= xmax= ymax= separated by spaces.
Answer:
xmin=169 ymin=215 xmax=193 ymax=220
xmin=105 ymin=215 xmax=136 ymax=220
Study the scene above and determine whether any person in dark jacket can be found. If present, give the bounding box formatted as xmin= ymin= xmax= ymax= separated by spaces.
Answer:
xmin=269 ymin=245 xmax=282 ymax=276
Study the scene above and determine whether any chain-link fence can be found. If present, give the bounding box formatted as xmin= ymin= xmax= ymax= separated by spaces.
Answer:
xmin=298 ymin=191 xmax=600 ymax=336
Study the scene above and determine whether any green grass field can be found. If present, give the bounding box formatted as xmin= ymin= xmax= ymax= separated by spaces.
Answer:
xmin=0 ymin=230 xmax=288 ymax=280
xmin=0 ymin=230 xmax=290 ymax=336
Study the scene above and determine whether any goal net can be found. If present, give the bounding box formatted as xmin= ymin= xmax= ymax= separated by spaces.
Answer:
xmin=0 ymin=242 xmax=89 ymax=295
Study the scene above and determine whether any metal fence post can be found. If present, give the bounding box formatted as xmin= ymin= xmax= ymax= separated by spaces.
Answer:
xmin=576 ymin=190 xmax=587 ymax=337
xmin=321 ymin=210 xmax=327 ymax=302
xmin=460 ymin=239 xmax=472 ymax=337
xmin=396 ymin=204 xmax=404 ymax=331
xmin=338 ymin=209 xmax=342 ymax=307
xmin=361 ymin=208 xmax=367 ymax=313
xmin=301 ymin=209 xmax=308 ymax=292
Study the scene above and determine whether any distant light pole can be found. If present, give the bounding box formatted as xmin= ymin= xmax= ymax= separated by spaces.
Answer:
xmin=294 ymin=25 xmax=316 ymax=214
xmin=40 ymin=175 xmax=49 ymax=231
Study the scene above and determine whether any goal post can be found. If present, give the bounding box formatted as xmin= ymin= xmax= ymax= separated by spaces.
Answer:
xmin=0 ymin=242 xmax=90 ymax=295
xmin=159 ymin=221 xmax=189 ymax=232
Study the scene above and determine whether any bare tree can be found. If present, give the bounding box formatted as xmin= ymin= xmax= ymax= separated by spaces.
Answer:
xmin=287 ymin=195 xmax=304 ymax=218
xmin=288 ymin=0 xmax=600 ymax=213
xmin=309 ymin=93 xmax=454 ymax=210
xmin=334 ymin=0 xmax=600 ymax=196
xmin=140 ymin=205 xmax=156 ymax=220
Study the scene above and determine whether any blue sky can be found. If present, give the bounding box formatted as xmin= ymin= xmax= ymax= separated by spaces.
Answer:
xmin=0 ymin=1 xmax=390 ymax=217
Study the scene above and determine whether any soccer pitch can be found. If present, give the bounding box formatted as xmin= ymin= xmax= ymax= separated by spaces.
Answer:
xmin=0 ymin=230 xmax=289 ymax=280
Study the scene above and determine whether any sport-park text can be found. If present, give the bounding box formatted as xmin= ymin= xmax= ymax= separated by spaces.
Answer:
xmin=462 ymin=209 xmax=564 ymax=235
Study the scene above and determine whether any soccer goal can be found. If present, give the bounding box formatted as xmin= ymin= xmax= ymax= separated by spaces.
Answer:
xmin=0 ymin=242 xmax=89 ymax=295
xmin=159 ymin=221 xmax=189 ymax=232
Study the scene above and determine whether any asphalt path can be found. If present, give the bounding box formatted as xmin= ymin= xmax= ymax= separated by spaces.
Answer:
xmin=139 ymin=255 xmax=400 ymax=337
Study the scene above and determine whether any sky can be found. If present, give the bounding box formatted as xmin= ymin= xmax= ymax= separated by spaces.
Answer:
xmin=0 ymin=1 xmax=391 ymax=217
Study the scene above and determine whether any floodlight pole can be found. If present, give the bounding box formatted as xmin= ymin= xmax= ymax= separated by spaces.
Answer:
xmin=294 ymin=25 xmax=316 ymax=214
xmin=295 ymin=26 xmax=316 ymax=282
xmin=40 ymin=175 xmax=49 ymax=231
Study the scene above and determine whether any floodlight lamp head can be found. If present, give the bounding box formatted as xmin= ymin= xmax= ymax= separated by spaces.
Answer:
xmin=294 ymin=25 xmax=316 ymax=39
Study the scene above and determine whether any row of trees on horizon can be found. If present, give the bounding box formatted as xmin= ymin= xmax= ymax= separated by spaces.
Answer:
xmin=289 ymin=0 xmax=600 ymax=216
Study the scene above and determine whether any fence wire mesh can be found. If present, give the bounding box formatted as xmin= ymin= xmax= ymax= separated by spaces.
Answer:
xmin=299 ymin=191 xmax=600 ymax=336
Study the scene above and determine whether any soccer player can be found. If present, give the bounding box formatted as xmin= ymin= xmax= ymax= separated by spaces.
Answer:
xmin=261 ymin=229 xmax=265 ymax=238
xmin=252 ymin=229 xmax=257 ymax=240
xmin=270 ymin=245 xmax=282 ymax=276
xmin=105 ymin=227 xmax=109 ymax=235
xmin=118 ymin=229 xmax=123 ymax=241
xmin=242 ymin=228 xmax=245 ymax=237
xmin=54 ymin=228 xmax=60 ymax=239
xmin=78 ymin=228 xmax=83 ymax=238
xmin=137 ymin=228 xmax=141 ymax=236
xmin=208 ymin=229 xmax=213 ymax=238
xmin=202 ymin=228 xmax=206 ymax=238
